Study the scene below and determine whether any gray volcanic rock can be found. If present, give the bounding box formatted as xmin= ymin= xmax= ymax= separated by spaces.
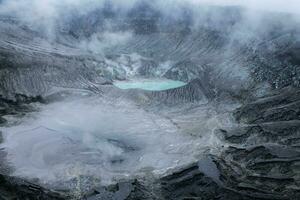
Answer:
xmin=0 ymin=18 xmax=109 ymax=100
xmin=137 ymin=59 xmax=158 ymax=77
xmin=163 ymin=60 xmax=206 ymax=82
xmin=215 ymin=87 xmax=300 ymax=199
xmin=148 ymin=78 xmax=215 ymax=105
xmin=235 ymin=87 xmax=300 ymax=123
xmin=0 ymin=175 xmax=68 ymax=200
xmin=1 ymin=2 xmax=300 ymax=200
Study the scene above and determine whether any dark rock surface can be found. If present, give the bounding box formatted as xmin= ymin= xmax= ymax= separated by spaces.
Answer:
xmin=0 ymin=17 xmax=109 ymax=100
xmin=163 ymin=60 xmax=206 ymax=83
xmin=148 ymin=78 xmax=214 ymax=105
xmin=215 ymin=87 xmax=300 ymax=200
xmin=0 ymin=94 xmax=44 ymax=118
xmin=1 ymin=2 xmax=300 ymax=200
xmin=0 ymin=174 xmax=68 ymax=200
xmin=1 ymin=89 xmax=300 ymax=199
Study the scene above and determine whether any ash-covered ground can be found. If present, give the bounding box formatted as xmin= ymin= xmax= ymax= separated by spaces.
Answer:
xmin=1 ymin=1 xmax=300 ymax=199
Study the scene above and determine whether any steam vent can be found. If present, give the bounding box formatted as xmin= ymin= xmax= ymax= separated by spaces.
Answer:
xmin=1 ymin=0 xmax=300 ymax=199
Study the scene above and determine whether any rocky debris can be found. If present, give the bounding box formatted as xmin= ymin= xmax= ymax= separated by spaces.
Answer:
xmin=247 ymin=32 xmax=300 ymax=89
xmin=235 ymin=87 xmax=300 ymax=123
xmin=148 ymin=78 xmax=215 ymax=105
xmin=0 ymin=18 xmax=109 ymax=99
xmin=0 ymin=174 xmax=68 ymax=200
xmin=216 ymin=87 xmax=300 ymax=200
xmin=158 ymin=158 xmax=263 ymax=200
xmin=84 ymin=180 xmax=154 ymax=200
xmin=0 ymin=116 xmax=6 ymax=125
xmin=137 ymin=59 xmax=158 ymax=78
xmin=0 ymin=94 xmax=44 ymax=119
xmin=1 ymin=4 xmax=299 ymax=99
xmin=3 ymin=86 xmax=300 ymax=200
xmin=159 ymin=162 xmax=222 ymax=200
xmin=0 ymin=48 xmax=107 ymax=99
xmin=163 ymin=60 xmax=205 ymax=83
xmin=0 ymin=3 xmax=300 ymax=200
xmin=84 ymin=158 xmax=254 ymax=200
xmin=0 ymin=175 xmax=154 ymax=200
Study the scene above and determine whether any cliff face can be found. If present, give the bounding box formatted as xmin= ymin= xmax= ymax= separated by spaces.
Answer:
xmin=1 ymin=6 xmax=300 ymax=100
xmin=1 ymin=3 xmax=300 ymax=200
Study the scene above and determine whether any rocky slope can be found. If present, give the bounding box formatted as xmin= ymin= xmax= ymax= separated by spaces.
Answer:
xmin=1 ymin=3 xmax=300 ymax=200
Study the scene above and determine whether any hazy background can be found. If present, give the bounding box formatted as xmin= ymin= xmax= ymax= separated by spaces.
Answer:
xmin=0 ymin=0 xmax=299 ymax=25
xmin=0 ymin=0 xmax=298 ymax=41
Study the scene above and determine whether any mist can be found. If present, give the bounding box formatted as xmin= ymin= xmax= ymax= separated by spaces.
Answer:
xmin=1 ymin=0 xmax=300 ymax=199
xmin=1 ymin=0 xmax=299 ymax=29
xmin=0 ymin=0 xmax=298 ymax=49
xmin=0 ymin=94 xmax=223 ymax=187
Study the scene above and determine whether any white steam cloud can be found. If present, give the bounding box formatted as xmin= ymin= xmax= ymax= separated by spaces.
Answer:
xmin=0 ymin=0 xmax=299 ymax=37
xmin=0 ymin=95 xmax=220 ymax=186
xmin=79 ymin=31 xmax=133 ymax=55
xmin=1 ymin=0 xmax=300 ymax=21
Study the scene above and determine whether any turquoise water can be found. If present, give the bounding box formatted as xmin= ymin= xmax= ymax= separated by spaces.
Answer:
xmin=113 ymin=79 xmax=187 ymax=91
